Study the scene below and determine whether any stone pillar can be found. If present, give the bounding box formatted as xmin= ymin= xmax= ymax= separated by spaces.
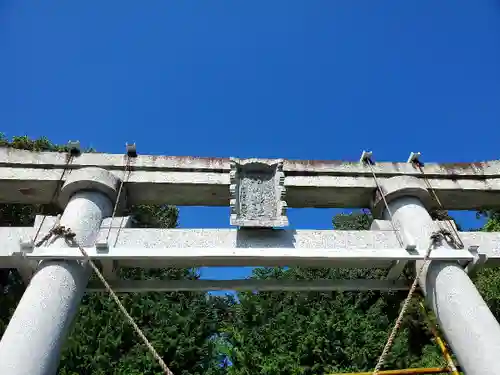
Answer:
xmin=372 ymin=176 xmax=500 ymax=375
xmin=0 ymin=168 xmax=121 ymax=375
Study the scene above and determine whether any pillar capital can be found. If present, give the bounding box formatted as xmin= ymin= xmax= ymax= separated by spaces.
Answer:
xmin=371 ymin=175 xmax=434 ymax=219
xmin=58 ymin=167 xmax=123 ymax=211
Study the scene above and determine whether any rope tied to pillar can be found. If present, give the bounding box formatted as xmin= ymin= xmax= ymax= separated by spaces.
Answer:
xmin=371 ymin=230 xmax=448 ymax=375
xmin=410 ymin=158 xmax=464 ymax=249
xmin=32 ymin=151 xmax=76 ymax=246
xmin=105 ymin=149 xmax=134 ymax=246
xmin=36 ymin=224 xmax=175 ymax=375
xmin=362 ymin=154 xmax=404 ymax=248
xmin=34 ymin=144 xmax=173 ymax=375
xmin=361 ymin=153 xmax=457 ymax=374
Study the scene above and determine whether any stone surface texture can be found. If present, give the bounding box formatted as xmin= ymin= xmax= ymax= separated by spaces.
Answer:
xmin=1 ymin=224 xmax=499 ymax=270
xmin=230 ymin=158 xmax=288 ymax=227
xmin=1 ymin=148 xmax=500 ymax=209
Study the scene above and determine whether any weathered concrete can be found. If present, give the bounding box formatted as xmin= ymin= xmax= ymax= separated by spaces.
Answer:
xmin=374 ymin=175 xmax=500 ymax=375
xmin=1 ymin=148 xmax=500 ymax=209
xmin=58 ymin=166 xmax=121 ymax=208
xmin=1 ymin=223 xmax=499 ymax=270
xmin=2 ymin=148 xmax=500 ymax=177
xmin=3 ymin=167 xmax=500 ymax=209
xmin=17 ymin=244 xmax=480 ymax=269
xmin=0 ymin=168 xmax=118 ymax=375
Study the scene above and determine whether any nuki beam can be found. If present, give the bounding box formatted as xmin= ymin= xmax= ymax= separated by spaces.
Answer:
xmin=12 ymin=245 xmax=488 ymax=267
xmin=2 ymin=216 xmax=499 ymax=291
xmin=85 ymin=279 xmax=412 ymax=293
xmin=1 ymin=148 xmax=500 ymax=210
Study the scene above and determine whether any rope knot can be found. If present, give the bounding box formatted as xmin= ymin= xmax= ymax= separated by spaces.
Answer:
xmin=430 ymin=228 xmax=455 ymax=247
xmin=35 ymin=225 xmax=77 ymax=247
xmin=28 ymin=150 xmax=172 ymax=375
xmin=430 ymin=230 xmax=442 ymax=242
xmin=51 ymin=225 xmax=76 ymax=240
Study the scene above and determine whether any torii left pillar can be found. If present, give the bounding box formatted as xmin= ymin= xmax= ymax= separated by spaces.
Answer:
xmin=0 ymin=168 xmax=121 ymax=375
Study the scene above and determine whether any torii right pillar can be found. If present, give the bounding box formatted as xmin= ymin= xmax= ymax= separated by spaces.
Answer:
xmin=372 ymin=176 xmax=500 ymax=375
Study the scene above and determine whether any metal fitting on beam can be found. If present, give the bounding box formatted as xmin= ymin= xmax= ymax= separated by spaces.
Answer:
xmin=386 ymin=229 xmax=417 ymax=280
xmin=402 ymin=229 xmax=417 ymax=251
xmin=407 ymin=152 xmax=422 ymax=165
xmin=126 ymin=143 xmax=137 ymax=158
xmin=465 ymin=245 xmax=487 ymax=276
xmin=360 ymin=150 xmax=373 ymax=164
xmin=13 ymin=239 xmax=37 ymax=285
xmin=67 ymin=140 xmax=81 ymax=157
xmin=95 ymin=240 xmax=109 ymax=252
xmin=19 ymin=237 xmax=34 ymax=253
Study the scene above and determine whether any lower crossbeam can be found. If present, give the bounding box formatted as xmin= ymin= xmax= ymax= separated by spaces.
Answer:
xmin=86 ymin=279 xmax=411 ymax=293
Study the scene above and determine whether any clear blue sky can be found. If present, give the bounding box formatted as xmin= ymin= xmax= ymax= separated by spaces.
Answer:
xmin=1 ymin=1 xmax=499 ymax=284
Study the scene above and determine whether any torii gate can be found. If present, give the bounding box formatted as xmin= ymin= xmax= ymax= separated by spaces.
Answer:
xmin=0 ymin=144 xmax=499 ymax=375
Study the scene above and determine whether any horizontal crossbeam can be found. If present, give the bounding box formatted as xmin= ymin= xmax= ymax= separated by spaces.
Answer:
xmin=3 ymin=220 xmax=499 ymax=271
xmin=18 ymin=246 xmax=482 ymax=267
xmin=2 ymin=148 xmax=500 ymax=209
xmin=85 ymin=279 xmax=411 ymax=292
xmin=3 ymin=148 xmax=499 ymax=177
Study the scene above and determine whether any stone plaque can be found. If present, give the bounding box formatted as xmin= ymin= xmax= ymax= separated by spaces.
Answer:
xmin=230 ymin=158 xmax=288 ymax=227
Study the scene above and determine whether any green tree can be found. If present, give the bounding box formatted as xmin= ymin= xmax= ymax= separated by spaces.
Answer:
xmin=0 ymin=135 xmax=228 ymax=375
xmin=473 ymin=210 xmax=500 ymax=324
xmin=223 ymin=210 xmax=444 ymax=375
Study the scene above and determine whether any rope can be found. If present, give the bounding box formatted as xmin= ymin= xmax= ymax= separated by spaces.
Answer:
xmin=363 ymin=157 xmax=404 ymax=247
xmin=33 ymin=154 xmax=74 ymax=245
xmin=37 ymin=225 xmax=174 ymax=375
xmin=372 ymin=231 xmax=443 ymax=375
xmin=105 ymin=156 xmax=131 ymax=245
xmin=363 ymin=155 xmax=450 ymax=374
xmin=414 ymin=162 xmax=464 ymax=249
xmin=34 ymin=148 xmax=173 ymax=375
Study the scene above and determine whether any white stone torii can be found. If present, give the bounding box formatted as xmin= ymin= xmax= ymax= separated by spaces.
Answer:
xmin=0 ymin=148 xmax=500 ymax=374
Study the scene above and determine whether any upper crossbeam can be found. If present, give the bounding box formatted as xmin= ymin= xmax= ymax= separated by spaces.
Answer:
xmin=1 ymin=148 xmax=500 ymax=209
